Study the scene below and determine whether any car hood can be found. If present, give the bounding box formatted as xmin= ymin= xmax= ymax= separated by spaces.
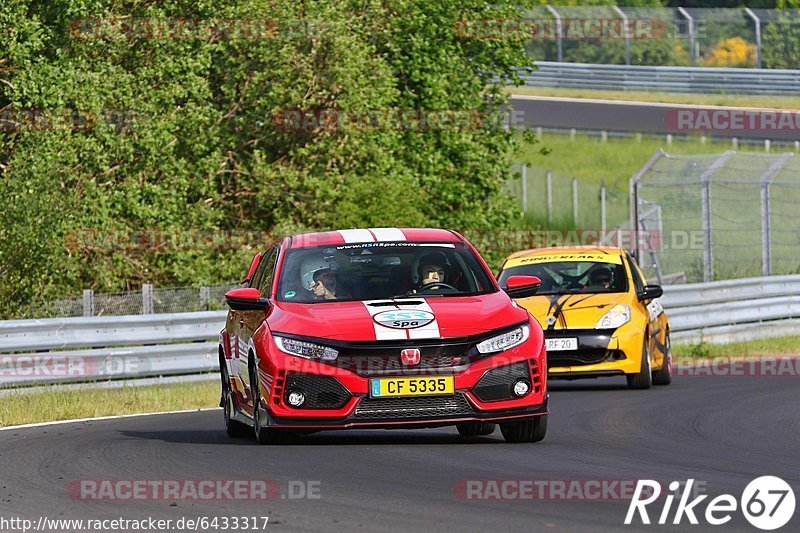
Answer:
xmin=516 ymin=292 xmax=629 ymax=331
xmin=268 ymin=291 xmax=529 ymax=341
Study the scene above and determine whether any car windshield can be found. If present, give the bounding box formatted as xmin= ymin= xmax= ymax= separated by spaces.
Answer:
xmin=276 ymin=242 xmax=495 ymax=302
xmin=498 ymin=259 xmax=628 ymax=295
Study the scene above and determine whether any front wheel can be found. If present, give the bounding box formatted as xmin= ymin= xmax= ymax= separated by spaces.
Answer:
xmin=627 ymin=337 xmax=653 ymax=390
xmin=652 ymin=333 xmax=673 ymax=386
xmin=221 ymin=362 xmax=249 ymax=438
xmin=500 ymin=415 xmax=547 ymax=443
xmin=250 ymin=358 xmax=295 ymax=445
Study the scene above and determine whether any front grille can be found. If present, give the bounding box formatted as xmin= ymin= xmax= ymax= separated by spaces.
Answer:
xmin=353 ymin=393 xmax=474 ymax=420
xmin=548 ymin=350 xmax=613 ymax=367
xmin=335 ymin=354 xmax=464 ymax=376
xmin=473 ymin=362 xmax=530 ymax=402
xmin=284 ymin=373 xmax=350 ymax=409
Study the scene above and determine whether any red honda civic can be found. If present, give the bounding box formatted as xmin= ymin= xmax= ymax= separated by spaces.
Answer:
xmin=219 ymin=228 xmax=548 ymax=443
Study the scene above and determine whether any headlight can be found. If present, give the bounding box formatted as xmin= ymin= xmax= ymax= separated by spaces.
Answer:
xmin=595 ymin=304 xmax=631 ymax=329
xmin=274 ymin=336 xmax=339 ymax=361
xmin=476 ymin=325 xmax=530 ymax=354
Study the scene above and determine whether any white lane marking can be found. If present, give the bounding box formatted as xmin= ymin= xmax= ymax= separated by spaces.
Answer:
xmin=408 ymin=299 xmax=441 ymax=340
xmin=0 ymin=408 xmax=218 ymax=432
xmin=338 ymin=229 xmax=375 ymax=243
xmin=510 ymin=94 xmax=790 ymax=112
xmin=370 ymin=228 xmax=406 ymax=241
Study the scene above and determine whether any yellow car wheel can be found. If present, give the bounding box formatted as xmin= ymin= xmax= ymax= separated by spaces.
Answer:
xmin=627 ymin=337 xmax=653 ymax=390
xmin=653 ymin=333 xmax=673 ymax=386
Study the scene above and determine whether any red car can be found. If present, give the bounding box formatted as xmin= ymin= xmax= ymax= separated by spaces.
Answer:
xmin=218 ymin=228 xmax=548 ymax=443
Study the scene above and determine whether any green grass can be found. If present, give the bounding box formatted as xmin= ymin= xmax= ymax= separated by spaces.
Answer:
xmin=0 ymin=380 xmax=219 ymax=427
xmin=517 ymin=132 xmax=738 ymax=190
xmin=506 ymin=86 xmax=800 ymax=110
xmin=673 ymin=334 xmax=800 ymax=360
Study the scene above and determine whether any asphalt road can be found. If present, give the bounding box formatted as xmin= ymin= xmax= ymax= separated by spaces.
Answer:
xmin=510 ymin=95 xmax=800 ymax=141
xmin=1 ymin=373 xmax=798 ymax=532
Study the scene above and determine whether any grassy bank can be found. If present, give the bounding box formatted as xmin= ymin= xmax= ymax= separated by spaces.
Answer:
xmin=0 ymin=380 xmax=219 ymax=428
xmin=506 ymin=86 xmax=800 ymax=110
xmin=673 ymin=334 xmax=800 ymax=360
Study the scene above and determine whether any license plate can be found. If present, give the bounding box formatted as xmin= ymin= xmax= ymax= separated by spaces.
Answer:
xmin=370 ymin=376 xmax=454 ymax=398
xmin=546 ymin=337 xmax=578 ymax=351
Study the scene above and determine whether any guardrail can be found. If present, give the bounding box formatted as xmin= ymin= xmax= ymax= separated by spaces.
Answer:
xmin=662 ymin=274 xmax=800 ymax=343
xmin=518 ymin=62 xmax=800 ymax=95
xmin=1 ymin=275 xmax=798 ymax=387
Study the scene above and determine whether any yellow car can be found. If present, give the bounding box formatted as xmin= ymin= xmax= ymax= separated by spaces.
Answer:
xmin=497 ymin=246 xmax=671 ymax=389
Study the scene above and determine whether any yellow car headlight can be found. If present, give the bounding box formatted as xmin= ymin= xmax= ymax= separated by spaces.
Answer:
xmin=595 ymin=304 xmax=631 ymax=329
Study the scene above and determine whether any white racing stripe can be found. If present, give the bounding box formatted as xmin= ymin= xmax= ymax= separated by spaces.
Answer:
xmin=361 ymin=298 xmax=442 ymax=341
xmin=369 ymin=227 xmax=406 ymax=242
xmin=338 ymin=229 xmax=375 ymax=243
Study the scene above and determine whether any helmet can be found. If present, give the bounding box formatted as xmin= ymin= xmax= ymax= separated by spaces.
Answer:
xmin=589 ymin=267 xmax=613 ymax=287
xmin=413 ymin=251 xmax=451 ymax=284
xmin=300 ymin=256 xmax=331 ymax=291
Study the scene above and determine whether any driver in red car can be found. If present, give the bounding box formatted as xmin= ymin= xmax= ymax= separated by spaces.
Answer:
xmin=414 ymin=252 xmax=451 ymax=293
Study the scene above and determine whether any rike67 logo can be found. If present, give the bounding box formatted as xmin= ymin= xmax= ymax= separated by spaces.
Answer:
xmin=626 ymin=477 xmax=796 ymax=530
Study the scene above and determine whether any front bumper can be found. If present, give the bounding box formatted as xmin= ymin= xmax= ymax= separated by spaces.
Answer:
xmin=253 ymin=332 xmax=548 ymax=430
xmin=545 ymin=327 xmax=644 ymax=378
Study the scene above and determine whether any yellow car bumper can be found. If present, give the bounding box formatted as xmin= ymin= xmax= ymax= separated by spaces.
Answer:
xmin=546 ymin=323 xmax=645 ymax=378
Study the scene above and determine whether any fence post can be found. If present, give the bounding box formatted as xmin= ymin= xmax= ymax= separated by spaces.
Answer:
xmin=678 ymin=8 xmax=695 ymax=67
xmin=761 ymin=182 xmax=772 ymax=276
xmin=200 ymin=286 xmax=211 ymax=311
xmin=572 ymin=178 xmax=579 ymax=227
xmin=701 ymin=181 xmax=713 ymax=282
xmin=745 ymin=8 xmax=762 ymax=69
xmin=612 ymin=6 xmax=631 ymax=66
xmin=521 ymin=164 xmax=528 ymax=214
xmin=546 ymin=171 xmax=553 ymax=225
xmin=545 ymin=5 xmax=563 ymax=62
xmin=600 ymin=179 xmax=607 ymax=235
xmin=142 ymin=283 xmax=154 ymax=314
xmin=82 ymin=289 xmax=95 ymax=317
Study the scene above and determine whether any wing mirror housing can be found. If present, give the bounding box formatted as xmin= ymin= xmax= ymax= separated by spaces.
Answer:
xmin=225 ymin=287 xmax=271 ymax=312
xmin=637 ymin=284 xmax=663 ymax=302
xmin=503 ymin=275 xmax=542 ymax=299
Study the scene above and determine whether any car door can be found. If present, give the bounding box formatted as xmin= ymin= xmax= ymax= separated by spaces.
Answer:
xmin=626 ymin=253 xmax=665 ymax=368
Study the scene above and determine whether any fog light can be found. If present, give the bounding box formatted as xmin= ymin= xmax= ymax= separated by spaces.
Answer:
xmin=286 ymin=390 xmax=306 ymax=407
xmin=512 ymin=379 xmax=530 ymax=397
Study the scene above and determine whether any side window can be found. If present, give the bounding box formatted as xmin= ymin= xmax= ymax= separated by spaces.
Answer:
xmin=254 ymin=246 xmax=279 ymax=297
xmin=626 ymin=253 xmax=646 ymax=294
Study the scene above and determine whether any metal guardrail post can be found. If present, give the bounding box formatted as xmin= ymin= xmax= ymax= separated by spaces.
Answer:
xmin=572 ymin=178 xmax=579 ymax=227
xmin=699 ymin=151 xmax=735 ymax=283
xmin=677 ymin=8 xmax=695 ymax=67
xmin=744 ymin=8 xmax=762 ymax=69
xmin=758 ymin=153 xmax=793 ymax=276
xmin=545 ymin=5 xmax=563 ymax=62
xmin=142 ymin=284 xmax=154 ymax=314
xmin=82 ymin=289 xmax=95 ymax=317
xmin=612 ymin=6 xmax=631 ymax=66
xmin=521 ymin=164 xmax=528 ymax=214
xmin=546 ymin=171 xmax=553 ymax=224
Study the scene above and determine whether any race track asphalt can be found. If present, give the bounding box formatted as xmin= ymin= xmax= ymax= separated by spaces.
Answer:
xmin=1 ymin=373 xmax=797 ymax=532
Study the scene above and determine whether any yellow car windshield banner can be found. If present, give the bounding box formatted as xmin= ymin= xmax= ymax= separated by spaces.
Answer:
xmin=504 ymin=253 xmax=623 ymax=269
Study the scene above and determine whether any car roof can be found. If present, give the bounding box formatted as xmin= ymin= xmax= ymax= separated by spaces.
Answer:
xmin=504 ymin=245 xmax=627 ymax=261
xmin=289 ymin=228 xmax=463 ymax=249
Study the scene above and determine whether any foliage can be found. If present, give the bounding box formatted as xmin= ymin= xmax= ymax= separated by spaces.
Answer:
xmin=703 ymin=36 xmax=756 ymax=67
xmin=0 ymin=0 xmax=536 ymax=317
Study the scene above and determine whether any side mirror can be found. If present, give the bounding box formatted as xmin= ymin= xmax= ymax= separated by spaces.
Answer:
xmin=637 ymin=284 xmax=663 ymax=302
xmin=225 ymin=287 xmax=270 ymax=312
xmin=503 ymin=275 xmax=541 ymax=299
xmin=241 ymin=253 xmax=262 ymax=284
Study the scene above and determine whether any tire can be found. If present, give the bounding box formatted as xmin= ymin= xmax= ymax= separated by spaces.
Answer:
xmin=627 ymin=336 xmax=653 ymax=390
xmin=221 ymin=361 xmax=250 ymax=438
xmin=456 ymin=422 xmax=496 ymax=437
xmin=500 ymin=415 xmax=547 ymax=443
xmin=250 ymin=356 xmax=295 ymax=445
xmin=652 ymin=333 xmax=673 ymax=386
